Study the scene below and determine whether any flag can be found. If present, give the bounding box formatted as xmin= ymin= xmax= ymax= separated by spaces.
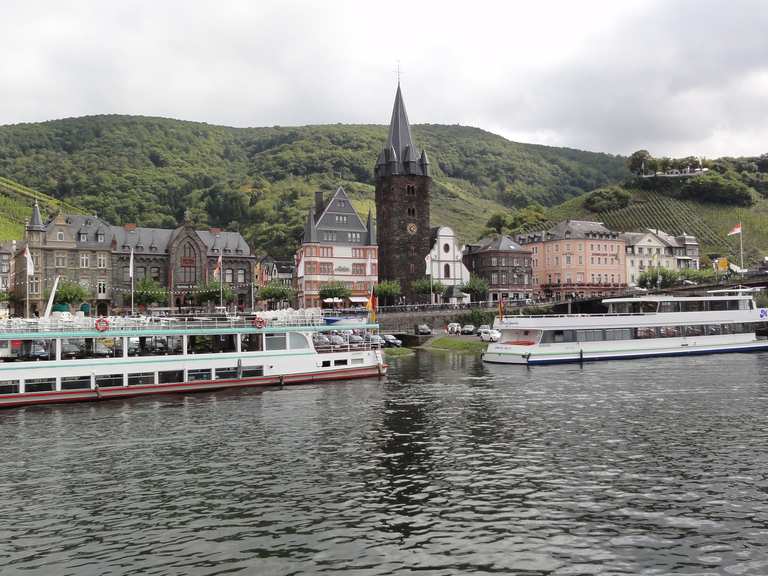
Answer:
xmin=129 ymin=247 xmax=134 ymax=278
xmin=498 ymin=298 xmax=505 ymax=319
xmin=213 ymin=253 xmax=222 ymax=280
xmin=366 ymin=286 xmax=378 ymax=323
xmin=728 ymin=223 xmax=742 ymax=236
xmin=424 ymin=251 xmax=432 ymax=275
xmin=24 ymin=246 xmax=34 ymax=276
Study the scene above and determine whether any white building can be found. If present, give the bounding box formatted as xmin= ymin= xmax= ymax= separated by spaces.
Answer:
xmin=623 ymin=229 xmax=700 ymax=286
xmin=295 ymin=187 xmax=377 ymax=308
xmin=425 ymin=226 xmax=470 ymax=303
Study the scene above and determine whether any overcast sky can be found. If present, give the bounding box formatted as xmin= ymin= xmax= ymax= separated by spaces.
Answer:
xmin=2 ymin=0 xmax=766 ymax=157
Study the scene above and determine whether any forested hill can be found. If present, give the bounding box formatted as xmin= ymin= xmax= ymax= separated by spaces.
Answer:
xmin=0 ymin=115 xmax=628 ymax=258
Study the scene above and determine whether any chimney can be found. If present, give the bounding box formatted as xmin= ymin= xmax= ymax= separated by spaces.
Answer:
xmin=314 ymin=191 xmax=324 ymax=215
xmin=124 ymin=223 xmax=136 ymax=231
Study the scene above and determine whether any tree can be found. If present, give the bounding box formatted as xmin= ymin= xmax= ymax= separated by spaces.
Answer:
xmin=485 ymin=212 xmax=508 ymax=234
xmin=257 ymin=281 xmax=294 ymax=308
xmin=53 ymin=280 xmax=90 ymax=306
xmin=375 ymin=280 xmax=401 ymax=306
xmin=627 ymin=150 xmax=652 ymax=174
xmin=318 ymin=281 xmax=352 ymax=302
xmin=133 ymin=278 xmax=167 ymax=307
xmin=194 ymin=281 xmax=234 ymax=305
xmin=680 ymin=172 xmax=754 ymax=206
xmin=0 ymin=291 xmax=8 ymax=303
xmin=583 ymin=186 xmax=631 ymax=212
xmin=411 ymin=278 xmax=445 ymax=303
xmin=460 ymin=275 xmax=489 ymax=302
xmin=637 ymin=268 xmax=678 ymax=289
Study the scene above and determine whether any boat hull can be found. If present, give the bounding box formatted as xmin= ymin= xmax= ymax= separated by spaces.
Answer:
xmin=0 ymin=363 xmax=387 ymax=409
xmin=483 ymin=340 xmax=768 ymax=365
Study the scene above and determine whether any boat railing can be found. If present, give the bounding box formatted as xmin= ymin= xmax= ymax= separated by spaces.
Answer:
xmin=0 ymin=314 xmax=340 ymax=334
xmin=499 ymin=312 xmax=656 ymax=321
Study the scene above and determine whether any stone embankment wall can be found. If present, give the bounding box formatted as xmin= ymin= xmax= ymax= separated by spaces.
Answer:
xmin=378 ymin=309 xmax=481 ymax=334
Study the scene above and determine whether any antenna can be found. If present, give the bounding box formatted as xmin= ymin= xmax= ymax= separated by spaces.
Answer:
xmin=395 ymin=60 xmax=401 ymax=84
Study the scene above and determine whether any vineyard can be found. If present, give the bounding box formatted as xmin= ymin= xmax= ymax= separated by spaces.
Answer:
xmin=597 ymin=191 xmax=728 ymax=250
xmin=0 ymin=176 xmax=86 ymax=240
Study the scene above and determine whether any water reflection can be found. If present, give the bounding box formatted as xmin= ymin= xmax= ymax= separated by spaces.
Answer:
xmin=3 ymin=351 xmax=768 ymax=574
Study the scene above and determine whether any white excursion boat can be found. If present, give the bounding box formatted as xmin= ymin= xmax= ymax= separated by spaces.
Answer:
xmin=483 ymin=289 xmax=768 ymax=365
xmin=0 ymin=310 xmax=386 ymax=408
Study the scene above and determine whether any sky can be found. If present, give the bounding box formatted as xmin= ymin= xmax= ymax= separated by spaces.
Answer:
xmin=1 ymin=0 xmax=767 ymax=158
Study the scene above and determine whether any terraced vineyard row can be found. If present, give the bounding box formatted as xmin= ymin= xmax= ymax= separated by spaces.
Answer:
xmin=598 ymin=192 xmax=728 ymax=249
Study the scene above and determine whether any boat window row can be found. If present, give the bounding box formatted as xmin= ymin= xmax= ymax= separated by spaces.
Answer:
xmin=0 ymin=365 xmax=266 ymax=394
xmin=0 ymin=332 xmax=311 ymax=362
xmin=543 ymin=323 xmax=756 ymax=343
xmin=609 ymin=299 xmax=752 ymax=314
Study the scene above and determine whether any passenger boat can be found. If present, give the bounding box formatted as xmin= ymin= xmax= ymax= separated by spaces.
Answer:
xmin=0 ymin=310 xmax=386 ymax=408
xmin=483 ymin=289 xmax=768 ymax=365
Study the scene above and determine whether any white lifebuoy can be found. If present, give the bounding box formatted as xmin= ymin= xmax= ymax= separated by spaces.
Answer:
xmin=253 ymin=316 xmax=266 ymax=329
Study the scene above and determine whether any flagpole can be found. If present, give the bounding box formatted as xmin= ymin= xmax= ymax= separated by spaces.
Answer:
xmin=739 ymin=219 xmax=744 ymax=278
xmin=26 ymin=273 xmax=30 ymax=319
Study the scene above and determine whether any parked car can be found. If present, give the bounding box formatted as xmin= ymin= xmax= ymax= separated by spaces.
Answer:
xmin=382 ymin=334 xmax=402 ymax=347
xmin=477 ymin=324 xmax=491 ymax=335
xmin=479 ymin=329 xmax=501 ymax=342
xmin=461 ymin=324 xmax=476 ymax=335
xmin=447 ymin=322 xmax=461 ymax=334
xmin=417 ymin=324 xmax=432 ymax=335
xmin=364 ymin=334 xmax=386 ymax=347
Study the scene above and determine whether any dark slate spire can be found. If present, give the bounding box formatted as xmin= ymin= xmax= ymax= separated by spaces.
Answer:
xmin=387 ymin=84 xmax=414 ymax=160
xmin=27 ymin=201 xmax=45 ymax=231
xmin=375 ymin=83 xmax=428 ymax=179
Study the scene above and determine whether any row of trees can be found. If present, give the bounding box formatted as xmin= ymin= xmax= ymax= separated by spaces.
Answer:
xmin=318 ymin=276 xmax=492 ymax=306
xmin=636 ymin=267 xmax=716 ymax=289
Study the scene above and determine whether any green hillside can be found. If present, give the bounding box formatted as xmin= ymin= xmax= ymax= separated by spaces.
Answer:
xmin=0 ymin=115 xmax=629 ymax=258
xmin=0 ymin=175 xmax=87 ymax=240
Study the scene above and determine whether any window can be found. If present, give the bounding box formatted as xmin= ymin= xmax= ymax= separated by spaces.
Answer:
xmin=491 ymin=257 xmax=498 ymax=266
xmin=323 ymin=231 xmax=337 ymax=242
xmin=97 ymin=232 xmax=105 ymax=243
xmin=565 ymin=255 xmax=571 ymax=265
xmin=97 ymin=253 xmax=107 ymax=268
xmin=335 ymin=215 xmax=348 ymax=224
xmin=225 ymin=269 xmax=233 ymax=283
xmin=97 ymin=280 xmax=107 ymax=297
xmin=444 ymin=263 xmax=451 ymax=279
xmin=407 ymin=207 xmax=416 ymax=217
xmin=150 ymin=267 xmax=160 ymax=281
xmin=406 ymin=184 xmax=416 ymax=196
xmin=78 ymin=233 xmax=87 ymax=242
xmin=265 ymin=333 xmax=287 ymax=351
xmin=188 ymin=369 xmax=212 ymax=382
xmin=80 ymin=253 xmax=90 ymax=268
xmin=352 ymin=263 xmax=366 ymax=275
xmin=128 ymin=372 xmax=154 ymax=386
xmin=159 ymin=371 xmax=184 ymax=384
xmin=237 ymin=269 xmax=245 ymax=283
xmin=55 ymin=252 xmax=67 ymax=267
xmin=29 ymin=276 xmax=40 ymax=294
xmin=181 ymin=243 xmax=196 ymax=284
xmin=135 ymin=267 xmax=145 ymax=280
xmin=57 ymin=231 xmax=64 ymax=241
xmin=348 ymin=232 xmax=361 ymax=242
xmin=61 ymin=375 xmax=91 ymax=390
xmin=289 ymin=333 xmax=309 ymax=349
xmin=320 ymin=247 xmax=333 ymax=258
xmin=443 ymin=243 xmax=450 ymax=253
xmin=319 ymin=262 xmax=333 ymax=275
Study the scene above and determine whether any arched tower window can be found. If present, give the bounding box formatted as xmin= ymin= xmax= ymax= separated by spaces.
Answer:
xmin=181 ymin=242 xmax=197 ymax=284
xmin=444 ymin=263 xmax=451 ymax=279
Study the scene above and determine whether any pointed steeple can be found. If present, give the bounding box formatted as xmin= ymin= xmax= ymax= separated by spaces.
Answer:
xmin=27 ymin=201 xmax=45 ymax=232
xmin=386 ymin=83 xmax=415 ymax=159
xmin=366 ymin=209 xmax=376 ymax=244
xmin=375 ymin=83 xmax=429 ymax=179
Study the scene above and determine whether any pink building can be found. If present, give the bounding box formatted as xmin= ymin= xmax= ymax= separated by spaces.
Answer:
xmin=517 ymin=220 xmax=626 ymax=301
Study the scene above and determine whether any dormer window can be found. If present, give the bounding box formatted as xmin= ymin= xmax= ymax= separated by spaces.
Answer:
xmin=57 ymin=231 xmax=64 ymax=241
xmin=224 ymin=248 xmax=231 ymax=253
xmin=136 ymin=244 xmax=144 ymax=251
xmin=78 ymin=233 xmax=87 ymax=242
xmin=97 ymin=233 xmax=105 ymax=243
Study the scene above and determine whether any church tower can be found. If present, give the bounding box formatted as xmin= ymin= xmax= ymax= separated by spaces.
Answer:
xmin=374 ymin=84 xmax=431 ymax=301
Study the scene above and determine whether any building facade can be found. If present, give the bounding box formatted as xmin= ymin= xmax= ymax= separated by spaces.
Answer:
xmin=624 ymin=229 xmax=700 ymax=286
xmin=517 ymin=220 xmax=627 ymax=301
xmin=256 ymin=256 xmax=295 ymax=289
xmin=463 ymin=235 xmax=533 ymax=302
xmin=374 ymin=83 xmax=431 ymax=302
xmin=426 ymin=226 xmax=471 ymax=303
xmin=0 ymin=240 xmax=15 ymax=293
xmin=13 ymin=204 xmax=256 ymax=316
xmin=295 ymin=187 xmax=377 ymax=308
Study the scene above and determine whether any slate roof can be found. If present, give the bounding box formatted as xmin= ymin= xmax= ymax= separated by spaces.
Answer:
xmin=374 ymin=84 xmax=430 ymax=179
xmin=465 ymin=235 xmax=530 ymax=255
xmin=302 ymin=187 xmax=375 ymax=245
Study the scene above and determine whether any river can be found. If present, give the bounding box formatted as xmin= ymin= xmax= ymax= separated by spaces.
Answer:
xmin=2 ymin=351 xmax=768 ymax=575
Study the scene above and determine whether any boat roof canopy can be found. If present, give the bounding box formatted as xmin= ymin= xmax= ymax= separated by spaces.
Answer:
xmin=603 ymin=295 xmax=753 ymax=304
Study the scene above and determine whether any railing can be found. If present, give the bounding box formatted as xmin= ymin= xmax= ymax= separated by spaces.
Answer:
xmin=0 ymin=314 xmax=336 ymax=334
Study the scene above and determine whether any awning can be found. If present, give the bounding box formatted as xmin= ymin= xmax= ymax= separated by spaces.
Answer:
xmin=322 ymin=297 xmax=343 ymax=303
xmin=348 ymin=296 xmax=369 ymax=303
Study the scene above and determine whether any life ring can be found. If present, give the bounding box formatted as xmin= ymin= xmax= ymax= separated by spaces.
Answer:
xmin=252 ymin=316 xmax=266 ymax=329
xmin=506 ymin=339 xmax=535 ymax=346
xmin=95 ymin=317 xmax=109 ymax=332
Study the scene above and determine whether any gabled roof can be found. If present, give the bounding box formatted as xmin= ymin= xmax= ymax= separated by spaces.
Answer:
xmin=466 ymin=235 xmax=530 ymax=254
xmin=302 ymin=186 xmax=375 ymax=245
xmin=27 ymin=202 xmax=45 ymax=232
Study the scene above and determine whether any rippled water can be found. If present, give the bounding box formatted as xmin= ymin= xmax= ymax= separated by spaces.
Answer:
xmin=3 ymin=352 xmax=768 ymax=575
